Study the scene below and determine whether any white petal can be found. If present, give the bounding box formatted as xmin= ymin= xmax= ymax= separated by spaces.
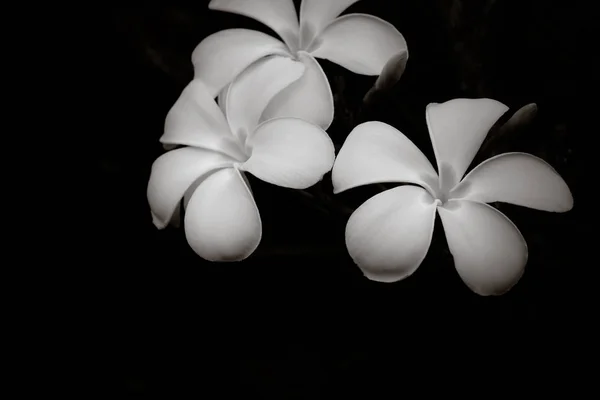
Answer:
xmin=345 ymin=185 xmax=438 ymax=283
xmin=299 ymin=0 xmax=361 ymax=48
xmin=438 ymin=200 xmax=528 ymax=296
xmin=226 ymin=56 xmax=305 ymax=142
xmin=160 ymin=80 xmax=246 ymax=161
xmin=240 ymin=117 xmax=335 ymax=189
xmin=259 ymin=52 xmax=334 ymax=129
xmin=192 ymin=29 xmax=291 ymax=97
xmin=309 ymin=14 xmax=408 ymax=75
xmin=426 ymin=98 xmax=509 ymax=191
xmin=184 ymin=167 xmax=262 ymax=262
xmin=332 ymin=121 xmax=439 ymax=195
xmin=209 ymin=0 xmax=299 ymax=49
xmin=451 ymin=152 xmax=573 ymax=212
xmin=147 ymin=147 xmax=236 ymax=229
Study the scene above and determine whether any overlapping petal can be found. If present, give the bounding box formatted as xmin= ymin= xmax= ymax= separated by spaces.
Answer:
xmin=450 ymin=152 xmax=574 ymax=212
xmin=217 ymin=84 xmax=229 ymax=116
xmin=184 ymin=167 xmax=262 ymax=262
xmin=259 ymin=52 xmax=334 ymax=129
xmin=226 ymin=55 xmax=305 ymax=142
xmin=426 ymin=98 xmax=508 ymax=191
xmin=209 ymin=0 xmax=299 ymax=49
xmin=241 ymin=117 xmax=335 ymax=189
xmin=147 ymin=147 xmax=236 ymax=229
xmin=332 ymin=121 xmax=439 ymax=195
xmin=299 ymin=0 xmax=361 ymax=48
xmin=160 ymin=80 xmax=246 ymax=161
xmin=345 ymin=185 xmax=438 ymax=282
xmin=192 ymin=29 xmax=291 ymax=97
xmin=437 ymin=200 xmax=528 ymax=296
xmin=309 ymin=14 xmax=408 ymax=75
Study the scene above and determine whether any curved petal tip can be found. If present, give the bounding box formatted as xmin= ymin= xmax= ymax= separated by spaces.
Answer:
xmin=242 ymin=117 xmax=335 ymax=189
xmin=438 ymin=200 xmax=528 ymax=296
xmin=184 ymin=167 xmax=262 ymax=262
xmin=332 ymin=121 xmax=439 ymax=195
xmin=310 ymin=14 xmax=408 ymax=76
xmin=345 ymin=185 xmax=437 ymax=283
xmin=452 ymin=152 xmax=574 ymax=213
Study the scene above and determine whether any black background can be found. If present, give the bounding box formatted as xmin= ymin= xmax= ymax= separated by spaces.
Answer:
xmin=96 ymin=0 xmax=586 ymax=396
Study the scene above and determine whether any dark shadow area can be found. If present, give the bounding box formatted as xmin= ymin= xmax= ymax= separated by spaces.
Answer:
xmin=90 ymin=0 xmax=586 ymax=396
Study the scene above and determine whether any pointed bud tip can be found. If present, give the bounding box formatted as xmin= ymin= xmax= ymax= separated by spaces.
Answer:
xmin=374 ymin=50 xmax=409 ymax=91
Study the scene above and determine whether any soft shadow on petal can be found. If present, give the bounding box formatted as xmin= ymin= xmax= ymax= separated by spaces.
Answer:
xmin=259 ymin=52 xmax=334 ymax=130
xmin=184 ymin=167 xmax=262 ymax=262
xmin=345 ymin=185 xmax=438 ymax=283
xmin=169 ymin=203 xmax=181 ymax=228
xmin=240 ymin=117 xmax=335 ymax=189
xmin=226 ymin=56 xmax=305 ymax=142
xmin=332 ymin=121 xmax=439 ymax=195
xmin=147 ymin=147 xmax=236 ymax=229
xmin=192 ymin=29 xmax=291 ymax=97
xmin=438 ymin=200 xmax=528 ymax=296
xmin=209 ymin=0 xmax=299 ymax=49
xmin=161 ymin=80 xmax=246 ymax=161
xmin=426 ymin=98 xmax=509 ymax=190
xmin=299 ymin=0 xmax=360 ymax=47
xmin=450 ymin=152 xmax=573 ymax=212
xmin=217 ymin=84 xmax=230 ymax=116
xmin=309 ymin=14 xmax=408 ymax=75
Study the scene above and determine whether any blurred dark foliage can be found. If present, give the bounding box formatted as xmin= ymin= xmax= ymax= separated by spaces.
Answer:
xmin=92 ymin=0 xmax=588 ymax=396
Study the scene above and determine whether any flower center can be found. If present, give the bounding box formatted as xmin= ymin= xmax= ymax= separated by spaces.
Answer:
xmin=218 ymin=129 xmax=251 ymax=163
xmin=434 ymin=163 xmax=457 ymax=206
xmin=281 ymin=29 xmax=301 ymax=55
xmin=299 ymin=23 xmax=319 ymax=52
xmin=437 ymin=190 xmax=449 ymax=205
xmin=235 ymin=128 xmax=253 ymax=160
xmin=284 ymin=23 xmax=322 ymax=57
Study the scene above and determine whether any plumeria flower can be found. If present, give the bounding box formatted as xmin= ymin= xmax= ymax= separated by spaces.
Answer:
xmin=193 ymin=0 xmax=408 ymax=129
xmin=147 ymin=55 xmax=335 ymax=261
xmin=332 ymin=98 xmax=573 ymax=296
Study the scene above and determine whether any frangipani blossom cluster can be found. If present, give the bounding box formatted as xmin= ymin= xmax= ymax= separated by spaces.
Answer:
xmin=147 ymin=0 xmax=573 ymax=296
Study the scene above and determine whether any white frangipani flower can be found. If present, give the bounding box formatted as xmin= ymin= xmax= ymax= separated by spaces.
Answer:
xmin=332 ymin=98 xmax=573 ymax=296
xmin=193 ymin=0 xmax=408 ymax=129
xmin=147 ymin=56 xmax=335 ymax=261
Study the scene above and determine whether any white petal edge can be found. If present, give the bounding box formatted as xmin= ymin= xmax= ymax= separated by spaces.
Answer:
xmin=209 ymin=0 xmax=299 ymax=50
xmin=426 ymin=98 xmax=509 ymax=191
xmin=450 ymin=152 xmax=574 ymax=212
xmin=241 ymin=117 xmax=335 ymax=189
xmin=147 ymin=147 xmax=236 ymax=229
xmin=438 ymin=199 xmax=528 ymax=296
xmin=192 ymin=29 xmax=291 ymax=98
xmin=226 ymin=55 xmax=305 ymax=142
xmin=259 ymin=51 xmax=334 ymax=130
xmin=299 ymin=0 xmax=361 ymax=48
xmin=332 ymin=121 xmax=439 ymax=196
xmin=345 ymin=185 xmax=438 ymax=283
xmin=184 ymin=167 xmax=262 ymax=262
xmin=160 ymin=80 xmax=246 ymax=161
xmin=309 ymin=14 xmax=408 ymax=75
